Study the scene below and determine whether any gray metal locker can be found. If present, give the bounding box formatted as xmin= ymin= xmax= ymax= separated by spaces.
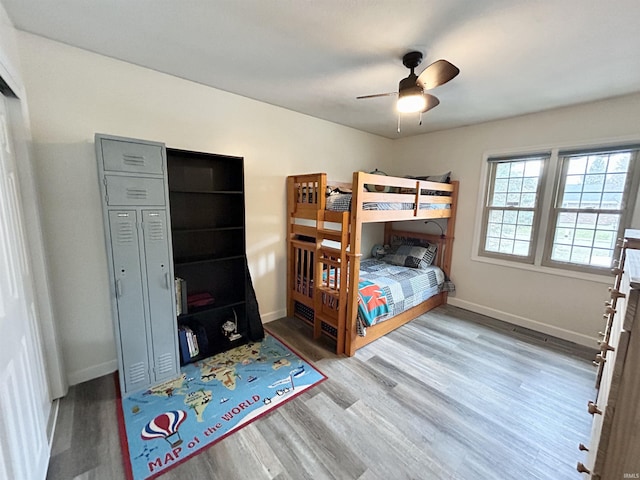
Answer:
xmin=141 ymin=210 xmax=178 ymax=382
xmin=96 ymin=133 xmax=180 ymax=396
xmin=108 ymin=210 xmax=151 ymax=392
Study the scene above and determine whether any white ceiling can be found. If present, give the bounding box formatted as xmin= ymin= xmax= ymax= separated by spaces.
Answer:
xmin=5 ymin=0 xmax=640 ymax=139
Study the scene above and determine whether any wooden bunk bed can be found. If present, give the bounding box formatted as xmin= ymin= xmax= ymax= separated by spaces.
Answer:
xmin=287 ymin=171 xmax=459 ymax=356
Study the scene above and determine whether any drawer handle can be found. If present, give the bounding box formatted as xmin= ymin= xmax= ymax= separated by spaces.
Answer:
xmin=598 ymin=341 xmax=615 ymax=353
xmin=609 ymin=287 xmax=626 ymax=299
xmin=576 ymin=462 xmax=590 ymax=474
xmin=588 ymin=401 xmax=602 ymax=415
xmin=578 ymin=443 xmax=589 ymax=452
xmin=116 ymin=279 xmax=123 ymax=297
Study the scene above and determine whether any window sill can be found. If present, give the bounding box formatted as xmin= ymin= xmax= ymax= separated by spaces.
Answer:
xmin=471 ymin=253 xmax=611 ymax=284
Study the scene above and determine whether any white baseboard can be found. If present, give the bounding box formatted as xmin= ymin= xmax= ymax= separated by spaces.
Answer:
xmin=66 ymin=359 xmax=117 ymax=386
xmin=261 ymin=309 xmax=286 ymax=324
xmin=447 ymin=298 xmax=596 ymax=347
xmin=66 ymin=311 xmax=286 ymax=385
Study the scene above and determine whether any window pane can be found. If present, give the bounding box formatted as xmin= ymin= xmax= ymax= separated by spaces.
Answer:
xmin=524 ymin=161 xmax=541 ymax=177
xmin=583 ymin=174 xmax=604 ymax=192
xmin=489 ymin=209 xmax=503 ymax=223
xmin=576 ymin=212 xmax=597 ymax=228
xmin=513 ymin=241 xmax=530 ymax=256
xmin=508 ymin=178 xmax=523 ymax=192
xmin=518 ymin=211 xmax=534 ymax=225
xmin=555 ymin=227 xmax=575 ymax=245
xmin=491 ymin=193 xmax=506 ymax=207
xmin=557 ymin=212 xmax=577 ymax=228
xmin=602 ymin=192 xmax=623 ymax=209
xmin=587 ymin=156 xmax=607 ymax=174
xmin=494 ymin=178 xmax=508 ymax=192
xmin=594 ymin=230 xmax=615 ymax=249
xmin=580 ymin=192 xmax=602 ymax=208
xmin=567 ymin=157 xmax=587 ymax=174
xmin=591 ymin=248 xmax=613 ymax=267
xmin=564 ymin=175 xmax=583 ymax=193
xmin=499 ymin=238 xmax=514 ymax=254
xmin=607 ymin=154 xmax=630 ymax=173
xmin=485 ymin=237 xmax=500 ymax=252
xmin=502 ymin=224 xmax=516 ymax=239
xmin=520 ymin=193 xmax=536 ymax=207
xmin=506 ymin=193 xmax=521 ymax=206
xmin=596 ymin=213 xmax=619 ymax=231
xmin=570 ymin=246 xmax=591 ymax=264
xmin=495 ymin=163 xmax=510 ymax=178
xmin=551 ymin=244 xmax=571 ymax=262
xmin=510 ymin=162 xmax=525 ymax=176
xmin=562 ymin=192 xmax=581 ymax=208
xmin=502 ymin=210 xmax=517 ymax=224
xmin=522 ymin=177 xmax=538 ymax=192
xmin=515 ymin=225 xmax=532 ymax=241
xmin=574 ymin=228 xmax=595 ymax=247
xmin=604 ymin=173 xmax=626 ymax=192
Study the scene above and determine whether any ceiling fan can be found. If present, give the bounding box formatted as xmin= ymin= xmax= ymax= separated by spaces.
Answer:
xmin=357 ymin=51 xmax=460 ymax=117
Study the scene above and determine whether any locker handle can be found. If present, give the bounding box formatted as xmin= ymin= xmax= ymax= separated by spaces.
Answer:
xmin=116 ymin=279 xmax=123 ymax=297
xmin=165 ymin=272 xmax=171 ymax=289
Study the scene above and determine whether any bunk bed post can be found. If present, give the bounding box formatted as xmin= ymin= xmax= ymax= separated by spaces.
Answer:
xmin=345 ymin=171 xmax=365 ymax=356
xmin=443 ymin=180 xmax=459 ymax=279
xmin=286 ymin=176 xmax=295 ymax=318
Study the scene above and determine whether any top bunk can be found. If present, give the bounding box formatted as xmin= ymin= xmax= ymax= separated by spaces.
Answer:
xmin=287 ymin=171 xmax=457 ymax=223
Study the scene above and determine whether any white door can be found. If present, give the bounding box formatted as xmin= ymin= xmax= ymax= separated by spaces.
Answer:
xmin=0 ymin=94 xmax=51 ymax=479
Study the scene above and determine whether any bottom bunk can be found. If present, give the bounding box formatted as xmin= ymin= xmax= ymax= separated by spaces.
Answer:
xmin=288 ymin=228 xmax=454 ymax=356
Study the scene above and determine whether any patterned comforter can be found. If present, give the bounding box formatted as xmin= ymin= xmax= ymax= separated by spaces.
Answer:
xmin=325 ymin=193 xmax=450 ymax=212
xmin=356 ymin=259 xmax=453 ymax=336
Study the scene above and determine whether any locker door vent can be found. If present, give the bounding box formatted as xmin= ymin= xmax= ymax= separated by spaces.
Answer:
xmin=115 ymin=220 xmax=135 ymax=244
xmin=128 ymin=362 xmax=147 ymax=385
xmin=156 ymin=353 xmax=175 ymax=375
xmin=125 ymin=188 xmax=149 ymax=200
xmin=147 ymin=220 xmax=165 ymax=242
xmin=122 ymin=154 xmax=146 ymax=167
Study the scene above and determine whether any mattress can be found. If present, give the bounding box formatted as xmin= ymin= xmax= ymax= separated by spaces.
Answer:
xmin=325 ymin=193 xmax=450 ymax=212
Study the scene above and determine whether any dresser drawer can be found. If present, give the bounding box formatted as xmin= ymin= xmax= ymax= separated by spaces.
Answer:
xmin=105 ymin=175 xmax=165 ymax=206
xmin=100 ymin=138 xmax=164 ymax=175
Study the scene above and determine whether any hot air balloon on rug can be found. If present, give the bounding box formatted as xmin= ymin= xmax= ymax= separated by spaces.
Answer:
xmin=141 ymin=410 xmax=187 ymax=448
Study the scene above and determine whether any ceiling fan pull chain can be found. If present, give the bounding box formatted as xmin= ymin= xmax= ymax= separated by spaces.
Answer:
xmin=419 ymin=111 xmax=423 ymax=126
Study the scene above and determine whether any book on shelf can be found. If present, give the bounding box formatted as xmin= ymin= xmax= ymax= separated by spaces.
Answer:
xmin=178 ymin=325 xmax=199 ymax=359
xmin=175 ymin=277 xmax=187 ymax=315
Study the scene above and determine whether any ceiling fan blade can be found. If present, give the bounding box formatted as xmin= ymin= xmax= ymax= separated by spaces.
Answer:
xmin=356 ymin=92 xmax=397 ymax=100
xmin=416 ymin=59 xmax=460 ymax=90
xmin=421 ymin=94 xmax=440 ymax=113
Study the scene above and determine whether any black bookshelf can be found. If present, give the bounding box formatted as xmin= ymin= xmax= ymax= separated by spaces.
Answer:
xmin=167 ymin=148 xmax=248 ymax=364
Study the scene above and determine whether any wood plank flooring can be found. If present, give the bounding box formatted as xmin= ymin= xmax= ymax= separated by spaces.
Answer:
xmin=47 ymin=306 xmax=597 ymax=479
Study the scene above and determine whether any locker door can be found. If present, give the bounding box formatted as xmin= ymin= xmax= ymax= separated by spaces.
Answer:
xmin=142 ymin=210 xmax=178 ymax=382
xmin=108 ymin=210 xmax=150 ymax=393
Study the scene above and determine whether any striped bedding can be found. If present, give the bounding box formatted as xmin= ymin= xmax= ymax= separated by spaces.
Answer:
xmin=356 ymin=259 xmax=453 ymax=336
xmin=325 ymin=193 xmax=450 ymax=212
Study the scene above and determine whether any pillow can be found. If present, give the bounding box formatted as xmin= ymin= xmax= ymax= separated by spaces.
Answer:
xmin=382 ymin=243 xmax=437 ymax=269
xmin=400 ymin=171 xmax=451 ymax=195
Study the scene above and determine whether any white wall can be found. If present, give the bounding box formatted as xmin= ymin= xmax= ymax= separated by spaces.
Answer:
xmin=16 ymin=32 xmax=393 ymax=385
xmin=393 ymin=93 xmax=640 ymax=345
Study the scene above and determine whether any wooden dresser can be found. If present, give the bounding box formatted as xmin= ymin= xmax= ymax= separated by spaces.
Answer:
xmin=578 ymin=229 xmax=640 ymax=479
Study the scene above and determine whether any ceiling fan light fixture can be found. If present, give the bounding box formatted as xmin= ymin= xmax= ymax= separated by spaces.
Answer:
xmin=397 ymin=86 xmax=426 ymax=113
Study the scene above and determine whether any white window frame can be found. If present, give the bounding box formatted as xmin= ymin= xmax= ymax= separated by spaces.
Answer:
xmin=473 ymin=139 xmax=640 ymax=281
xmin=478 ymin=153 xmax=550 ymax=264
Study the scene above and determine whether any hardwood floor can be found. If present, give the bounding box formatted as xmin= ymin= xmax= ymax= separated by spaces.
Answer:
xmin=47 ymin=306 xmax=596 ymax=479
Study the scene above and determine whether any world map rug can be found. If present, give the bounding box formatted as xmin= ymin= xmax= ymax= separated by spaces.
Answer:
xmin=116 ymin=332 xmax=326 ymax=480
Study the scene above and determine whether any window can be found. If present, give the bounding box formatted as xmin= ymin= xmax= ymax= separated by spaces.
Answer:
xmin=478 ymin=145 xmax=640 ymax=275
xmin=544 ymin=148 xmax=639 ymax=272
xmin=479 ymin=154 xmax=549 ymax=263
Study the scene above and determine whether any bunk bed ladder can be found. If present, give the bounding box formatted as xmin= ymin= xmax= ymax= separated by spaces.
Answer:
xmin=313 ymin=210 xmax=350 ymax=354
